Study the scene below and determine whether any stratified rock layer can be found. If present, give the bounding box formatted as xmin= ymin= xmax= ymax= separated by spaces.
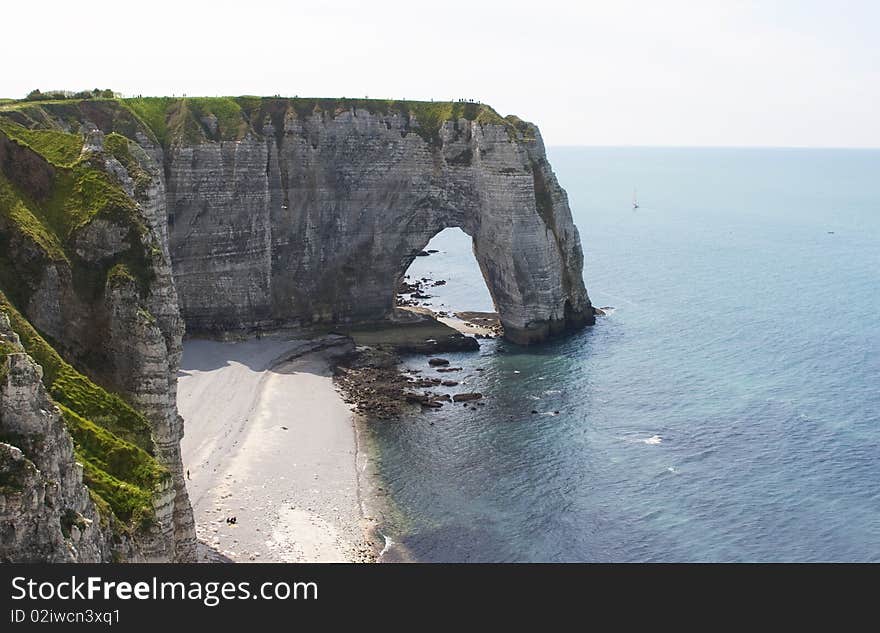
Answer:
xmin=164 ymin=101 xmax=593 ymax=343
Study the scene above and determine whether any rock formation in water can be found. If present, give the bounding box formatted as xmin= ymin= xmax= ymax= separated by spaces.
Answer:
xmin=0 ymin=95 xmax=592 ymax=561
xmin=160 ymin=98 xmax=593 ymax=343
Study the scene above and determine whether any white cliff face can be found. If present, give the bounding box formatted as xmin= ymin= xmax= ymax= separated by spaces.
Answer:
xmin=103 ymin=135 xmax=196 ymax=562
xmin=166 ymin=106 xmax=593 ymax=343
xmin=0 ymin=112 xmax=195 ymax=562
xmin=0 ymin=98 xmax=592 ymax=562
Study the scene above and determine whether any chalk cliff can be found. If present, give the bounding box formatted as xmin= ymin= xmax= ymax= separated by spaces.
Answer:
xmin=0 ymin=95 xmax=592 ymax=561
xmin=0 ymin=104 xmax=194 ymax=561
xmin=160 ymin=98 xmax=593 ymax=343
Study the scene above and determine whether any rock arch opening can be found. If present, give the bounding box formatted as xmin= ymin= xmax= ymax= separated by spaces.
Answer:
xmin=395 ymin=227 xmax=501 ymax=337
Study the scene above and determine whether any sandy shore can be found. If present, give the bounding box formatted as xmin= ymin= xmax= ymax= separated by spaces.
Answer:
xmin=178 ymin=335 xmax=377 ymax=563
xmin=396 ymin=305 xmax=501 ymax=339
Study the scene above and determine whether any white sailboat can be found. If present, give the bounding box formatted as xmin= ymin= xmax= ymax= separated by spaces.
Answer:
xmin=632 ymin=188 xmax=639 ymax=209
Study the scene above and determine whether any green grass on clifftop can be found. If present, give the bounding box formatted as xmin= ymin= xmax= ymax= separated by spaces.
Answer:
xmin=185 ymin=97 xmax=246 ymax=140
xmin=3 ymin=95 xmax=529 ymax=148
xmin=116 ymin=96 xmax=518 ymax=146
xmin=115 ymin=97 xmax=174 ymax=145
xmin=0 ymin=118 xmax=82 ymax=167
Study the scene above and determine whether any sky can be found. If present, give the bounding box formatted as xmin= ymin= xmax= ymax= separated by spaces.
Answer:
xmin=5 ymin=0 xmax=879 ymax=147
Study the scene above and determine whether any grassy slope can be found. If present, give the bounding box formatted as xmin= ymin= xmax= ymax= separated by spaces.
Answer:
xmin=0 ymin=118 xmax=155 ymax=306
xmin=0 ymin=118 xmax=82 ymax=166
xmin=0 ymin=294 xmax=168 ymax=529
xmin=0 ymin=114 xmax=167 ymax=531
xmin=118 ymin=97 xmax=174 ymax=145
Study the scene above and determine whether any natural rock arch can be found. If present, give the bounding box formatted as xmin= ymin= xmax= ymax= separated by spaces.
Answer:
xmin=388 ymin=212 xmax=585 ymax=344
xmin=166 ymin=103 xmax=594 ymax=343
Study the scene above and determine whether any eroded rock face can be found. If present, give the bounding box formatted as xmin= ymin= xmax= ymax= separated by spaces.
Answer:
xmin=0 ymin=315 xmax=127 ymax=562
xmin=99 ymin=132 xmax=196 ymax=562
xmin=166 ymin=107 xmax=593 ymax=343
xmin=0 ymin=114 xmax=195 ymax=562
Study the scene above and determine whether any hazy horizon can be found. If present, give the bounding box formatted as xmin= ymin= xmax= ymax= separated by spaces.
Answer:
xmin=5 ymin=0 xmax=878 ymax=148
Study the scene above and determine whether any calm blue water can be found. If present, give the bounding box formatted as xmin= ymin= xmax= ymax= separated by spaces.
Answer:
xmin=373 ymin=147 xmax=880 ymax=562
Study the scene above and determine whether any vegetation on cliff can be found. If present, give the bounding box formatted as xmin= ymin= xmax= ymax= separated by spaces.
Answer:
xmin=1 ymin=93 xmax=535 ymax=151
xmin=114 ymin=96 xmax=522 ymax=146
xmin=1 ymin=92 xmax=536 ymax=149
xmin=104 ymin=133 xmax=152 ymax=197
xmin=0 ymin=118 xmax=155 ymax=307
xmin=0 ymin=294 xmax=167 ymax=530
xmin=0 ymin=118 xmax=82 ymax=166
xmin=119 ymin=97 xmax=176 ymax=146
xmin=0 ymin=112 xmax=167 ymax=532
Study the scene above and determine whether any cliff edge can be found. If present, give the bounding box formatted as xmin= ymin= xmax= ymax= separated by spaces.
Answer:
xmin=0 ymin=105 xmax=194 ymax=561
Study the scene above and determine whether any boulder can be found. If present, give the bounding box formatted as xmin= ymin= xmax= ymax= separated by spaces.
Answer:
xmin=453 ymin=392 xmax=483 ymax=402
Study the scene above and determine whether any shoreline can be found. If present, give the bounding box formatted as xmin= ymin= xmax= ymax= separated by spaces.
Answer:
xmin=178 ymin=334 xmax=381 ymax=563
xmin=177 ymin=308 xmax=494 ymax=563
xmin=351 ymin=411 xmax=417 ymax=563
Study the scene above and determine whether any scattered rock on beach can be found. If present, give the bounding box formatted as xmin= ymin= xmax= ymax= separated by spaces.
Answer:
xmin=333 ymin=338 xmax=484 ymax=420
xmin=453 ymin=392 xmax=483 ymax=402
xmin=412 ymin=377 xmax=442 ymax=387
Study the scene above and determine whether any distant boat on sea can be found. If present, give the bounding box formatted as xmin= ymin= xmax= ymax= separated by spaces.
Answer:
xmin=632 ymin=188 xmax=639 ymax=209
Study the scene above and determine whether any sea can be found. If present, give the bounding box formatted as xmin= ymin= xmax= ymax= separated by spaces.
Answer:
xmin=369 ymin=146 xmax=880 ymax=562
